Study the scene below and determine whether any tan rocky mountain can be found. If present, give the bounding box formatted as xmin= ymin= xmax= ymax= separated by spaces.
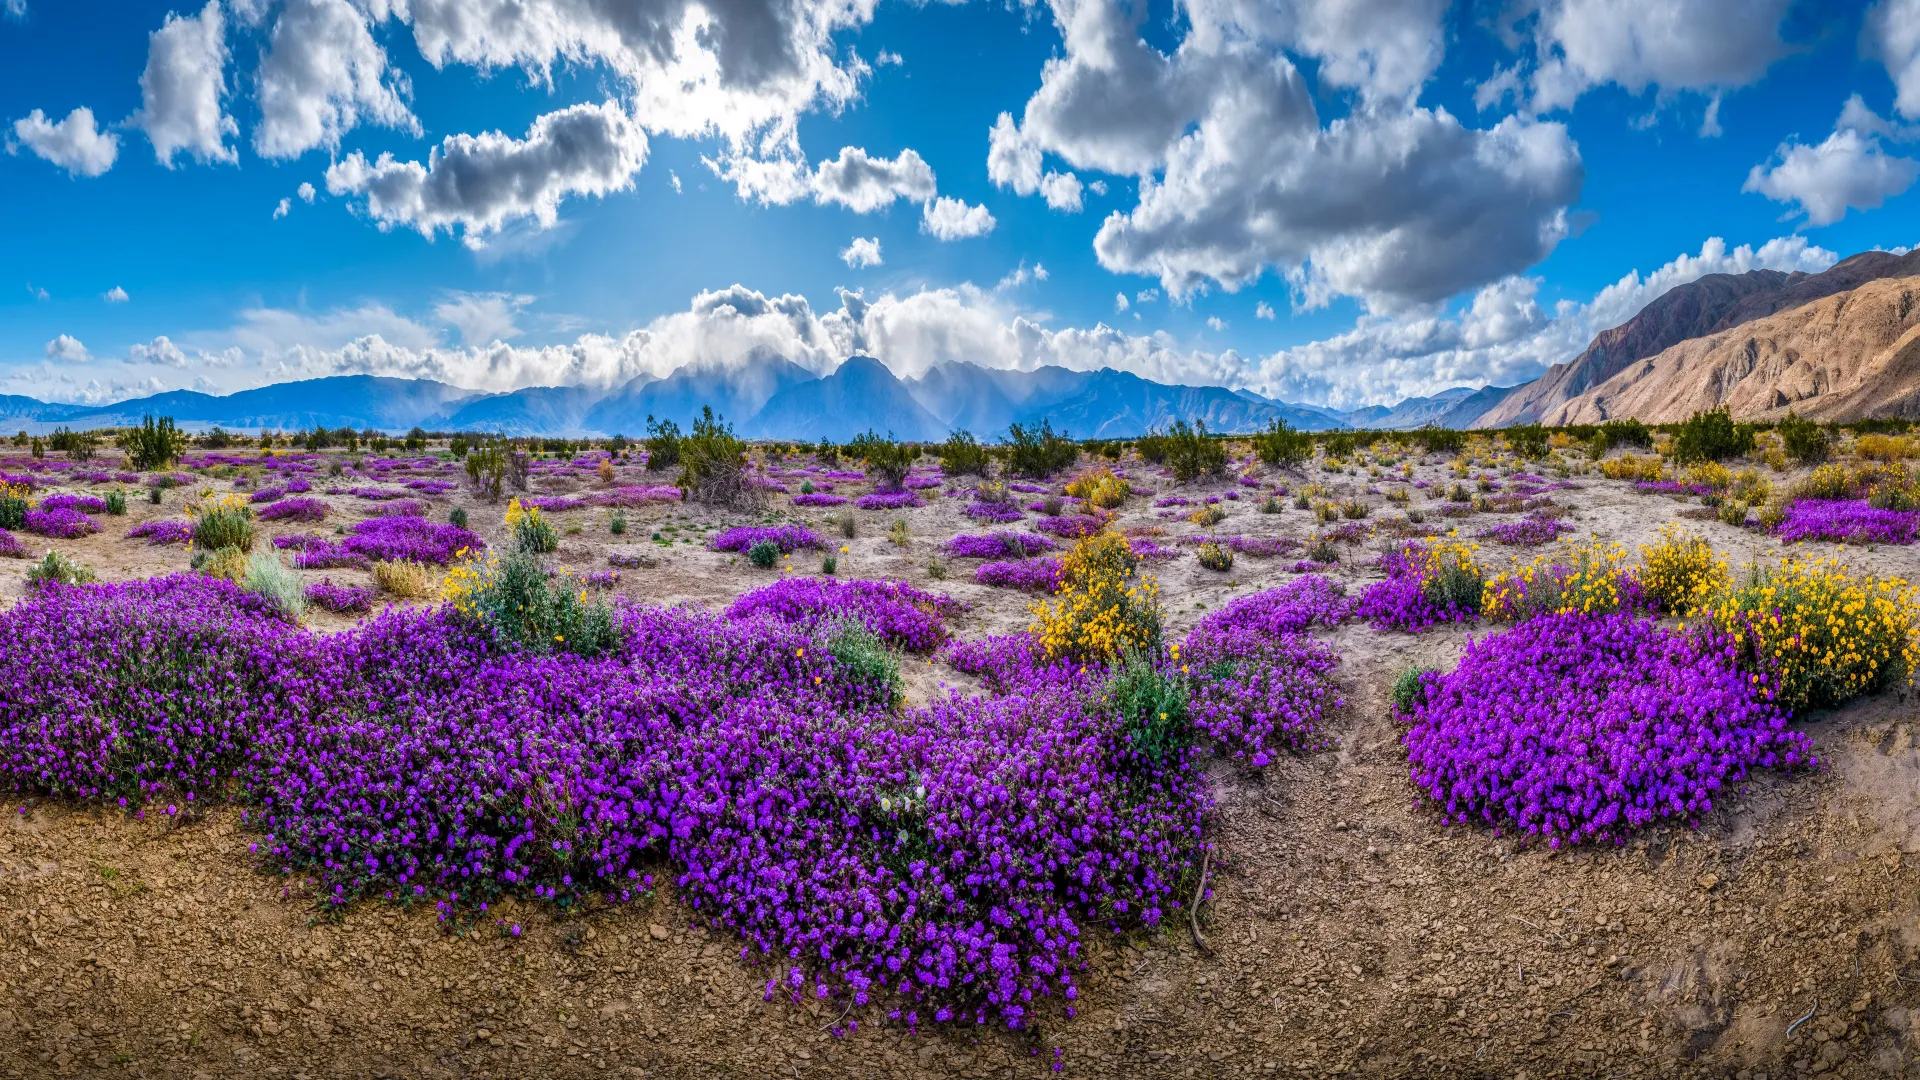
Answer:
xmin=1544 ymin=273 xmax=1920 ymax=424
xmin=1470 ymin=249 xmax=1920 ymax=428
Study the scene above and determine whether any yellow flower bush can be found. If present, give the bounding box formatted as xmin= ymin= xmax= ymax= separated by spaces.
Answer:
xmin=1064 ymin=466 xmax=1131 ymax=511
xmin=1638 ymin=525 xmax=1728 ymax=616
xmin=1482 ymin=538 xmax=1634 ymax=623
xmin=1682 ymin=461 xmax=1732 ymax=492
xmin=1699 ymin=557 xmax=1920 ymax=714
xmin=1030 ymin=532 xmax=1162 ymax=661
xmin=1855 ymin=433 xmax=1919 ymax=462
xmin=1600 ymin=454 xmax=1665 ymax=482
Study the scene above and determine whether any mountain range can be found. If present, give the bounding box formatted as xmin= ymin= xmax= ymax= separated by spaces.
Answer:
xmin=11 ymin=247 xmax=1919 ymax=438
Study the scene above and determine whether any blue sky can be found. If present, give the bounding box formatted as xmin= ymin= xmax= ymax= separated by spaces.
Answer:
xmin=2 ymin=0 xmax=1918 ymax=409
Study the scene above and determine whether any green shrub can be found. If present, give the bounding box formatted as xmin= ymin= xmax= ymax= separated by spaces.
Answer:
xmin=1777 ymin=412 xmax=1830 ymax=465
xmin=1196 ymin=540 xmax=1234 ymax=572
xmin=826 ymin=620 xmax=898 ymax=699
xmin=445 ymin=553 xmax=620 ymax=658
xmin=0 ymin=491 xmax=24 ymax=530
xmin=507 ymin=499 xmax=559 ymax=554
xmin=609 ymin=511 xmax=627 ymax=535
xmin=119 ymin=415 xmax=188 ymax=471
xmin=1135 ymin=432 xmax=1169 ymax=464
xmin=243 ymin=549 xmax=307 ymax=619
xmin=1106 ymin=648 xmax=1190 ymax=767
xmin=26 ymin=550 xmax=96 ymax=587
xmin=676 ymin=407 xmax=753 ymax=506
xmin=1165 ymin=419 xmax=1227 ymax=483
xmin=1671 ymin=408 xmax=1755 ymax=464
xmin=937 ymin=429 xmax=991 ymax=477
xmin=1505 ymin=425 xmax=1548 ymax=460
xmin=1390 ymin=666 xmax=1437 ymax=713
xmin=644 ymin=415 xmax=682 ymax=471
xmin=1251 ymin=419 xmax=1313 ymax=468
xmin=449 ymin=507 xmax=469 ymax=528
xmin=193 ymin=506 xmax=256 ymax=552
xmin=821 ymin=552 xmax=838 ymax=575
xmin=103 ymin=490 xmax=126 ymax=515
xmin=1005 ymin=420 xmax=1079 ymax=479
xmin=464 ymin=441 xmax=506 ymax=501
xmin=1415 ymin=427 xmax=1465 ymax=455
xmin=1598 ymin=418 xmax=1651 ymax=451
xmin=747 ymin=539 xmax=780 ymax=568
xmin=849 ymin=431 xmax=917 ymax=489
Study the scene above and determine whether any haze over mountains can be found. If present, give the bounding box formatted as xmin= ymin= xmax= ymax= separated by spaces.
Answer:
xmin=9 ymin=249 xmax=1920 ymax=438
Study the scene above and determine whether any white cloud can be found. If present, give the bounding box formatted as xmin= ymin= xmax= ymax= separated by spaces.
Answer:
xmin=1114 ymin=292 xmax=1129 ymax=312
xmin=129 ymin=336 xmax=190 ymax=367
xmin=1136 ymin=288 xmax=1160 ymax=303
xmin=325 ymin=100 xmax=648 ymax=242
xmin=996 ymin=261 xmax=1048 ymax=290
xmin=876 ymin=49 xmax=903 ymax=67
xmin=921 ymin=196 xmax=995 ymax=240
xmin=26 ymin=284 xmax=48 ymax=301
xmin=1255 ymin=301 xmax=1275 ymax=319
xmin=254 ymin=0 xmax=417 ymax=159
xmin=3 ymin=1 xmax=23 ymax=19
xmin=273 ymin=198 xmax=292 ymax=219
xmin=298 ymin=181 xmax=316 ymax=202
xmin=1744 ymin=98 xmax=1920 ymax=226
xmin=131 ymin=0 xmax=236 ymax=167
xmin=670 ymin=170 xmax=682 ymax=193
xmin=987 ymin=111 xmax=1088 ymax=213
xmin=1206 ymin=316 xmax=1228 ymax=331
xmin=8 ymin=107 xmax=118 ymax=177
xmin=809 ymin=146 xmax=936 ymax=212
xmin=840 ymin=236 xmax=883 ymax=268
xmin=435 ymin=291 xmax=532 ymax=345
xmin=1869 ymin=0 xmax=1920 ymax=121
xmin=103 ymin=286 xmax=129 ymax=303
xmin=999 ymin=0 xmax=1582 ymax=310
xmin=1039 ymin=171 xmax=1083 ymax=212
xmin=1522 ymin=0 xmax=1793 ymax=114
xmin=45 ymin=334 xmax=91 ymax=363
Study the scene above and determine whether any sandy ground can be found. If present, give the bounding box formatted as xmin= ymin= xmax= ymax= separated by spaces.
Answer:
xmin=1 ymin=443 xmax=1918 ymax=1079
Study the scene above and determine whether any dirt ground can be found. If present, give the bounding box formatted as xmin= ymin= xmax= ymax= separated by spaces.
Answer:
xmin=2 ymin=444 xmax=1918 ymax=1079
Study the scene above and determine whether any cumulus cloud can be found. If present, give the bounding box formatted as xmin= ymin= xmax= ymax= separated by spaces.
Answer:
xmin=1868 ymin=0 xmax=1920 ymax=121
xmin=325 ymin=100 xmax=648 ymax=242
xmin=995 ymin=0 xmax=1582 ymax=310
xmin=921 ymin=196 xmax=995 ymax=240
xmin=1255 ymin=301 xmax=1275 ymax=319
xmin=840 ymin=236 xmax=883 ymax=268
xmin=129 ymin=336 xmax=190 ymax=367
xmin=254 ymin=0 xmax=417 ymax=159
xmin=298 ymin=181 xmax=316 ymax=202
xmin=435 ymin=291 xmax=532 ymax=345
xmin=996 ymin=261 xmax=1048 ymax=290
xmin=1521 ymin=0 xmax=1793 ymax=114
xmin=876 ymin=49 xmax=903 ymax=67
xmin=809 ymin=146 xmax=936 ymax=212
xmin=1206 ymin=316 xmax=1228 ymax=331
xmin=131 ymin=0 xmax=236 ymax=167
xmin=45 ymin=334 xmax=91 ymax=362
xmin=987 ymin=112 xmax=1085 ymax=212
xmin=1114 ymin=292 xmax=1129 ymax=312
xmin=8 ymin=107 xmax=118 ymax=177
xmin=103 ymin=286 xmax=129 ymax=303
xmin=1743 ymin=97 xmax=1920 ymax=226
xmin=273 ymin=198 xmax=292 ymax=219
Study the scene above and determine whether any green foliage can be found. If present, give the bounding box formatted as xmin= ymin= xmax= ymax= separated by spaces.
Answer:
xmin=1777 ymin=412 xmax=1830 ymax=465
xmin=1164 ymin=419 xmax=1227 ymax=483
xmin=1390 ymin=666 xmax=1437 ymax=713
xmin=849 ymin=431 xmax=917 ymax=489
xmin=452 ymin=553 xmax=620 ymax=659
xmin=1251 ymin=419 xmax=1313 ymax=468
xmin=1416 ymin=427 xmax=1465 ymax=455
xmin=27 ymin=550 xmax=97 ymax=587
xmin=826 ymin=620 xmax=898 ymax=699
xmin=193 ymin=506 xmax=256 ymax=552
xmin=404 ymin=426 xmax=428 ymax=453
xmin=243 ymin=549 xmax=307 ymax=619
xmin=937 ymin=429 xmax=992 ymax=477
xmin=1671 ymin=408 xmax=1755 ymax=464
xmin=0 ymin=493 xmax=24 ymax=530
xmin=1597 ymin=418 xmax=1651 ymax=451
xmin=747 ymin=539 xmax=780 ymax=568
xmin=510 ymin=503 xmax=559 ymax=555
xmin=449 ymin=435 xmax=471 ymax=458
xmin=644 ymin=415 xmax=683 ymax=471
xmin=120 ymin=415 xmax=188 ymax=471
xmin=1135 ymin=432 xmax=1169 ymax=464
xmin=449 ymin=507 xmax=469 ymax=528
xmin=1321 ymin=432 xmax=1356 ymax=459
xmin=1505 ymin=425 xmax=1549 ymax=459
xmin=49 ymin=426 xmax=96 ymax=460
xmin=820 ymin=552 xmax=838 ymax=575
xmin=676 ymin=407 xmax=753 ymax=506
xmin=835 ymin=509 xmax=858 ymax=538
xmin=814 ymin=438 xmax=839 ymax=466
xmin=103 ymin=490 xmax=126 ymax=516
xmin=1107 ymin=649 xmax=1191 ymax=768
xmin=464 ymin=440 xmax=507 ymax=501
xmin=1196 ymin=540 xmax=1234 ymax=572
xmin=609 ymin=511 xmax=627 ymax=535
xmin=1005 ymin=419 xmax=1080 ymax=479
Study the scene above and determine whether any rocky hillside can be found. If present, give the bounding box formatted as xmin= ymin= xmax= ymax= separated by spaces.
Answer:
xmin=1471 ymin=249 xmax=1920 ymax=428
xmin=1547 ymin=273 xmax=1920 ymax=424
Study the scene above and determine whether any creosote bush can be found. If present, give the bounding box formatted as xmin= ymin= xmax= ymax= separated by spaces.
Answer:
xmin=1004 ymin=420 xmax=1079 ymax=479
xmin=1251 ymin=419 xmax=1313 ymax=468
xmin=1163 ymin=420 xmax=1228 ymax=483
xmin=937 ymin=429 xmax=991 ymax=477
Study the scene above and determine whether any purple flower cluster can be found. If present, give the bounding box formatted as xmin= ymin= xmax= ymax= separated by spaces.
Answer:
xmin=974 ymin=558 xmax=1063 ymax=593
xmin=855 ymin=490 xmax=922 ymax=510
xmin=24 ymin=507 xmax=97 ymax=539
xmin=1775 ymin=499 xmax=1919 ymax=545
xmin=257 ymin=497 xmax=329 ymax=522
xmin=710 ymin=525 xmax=828 ymax=554
xmin=1355 ymin=547 xmax=1474 ymax=632
xmin=126 ymin=519 xmax=195 ymax=545
xmin=1476 ymin=513 xmax=1575 ymax=546
xmin=792 ymin=493 xmax=849 ymax=506
xmin=39 ymin=493 xmax=108 ymax=514
xmin=1182 ymin=620 xmax=1341 ymax=767
xmin=249 ymin=486 xmax=287 ymax=504
xmin=306 ymin=579 xmax=376 ymax=614
xmin=725 ymin=577 xmax=958 ymax=651
xmin=1401 ymin=613 xmax=1814 ymax=847
xmin=962 ymin=501 xmax=1024 ymax=523
xmin=943 ymin=532 xmax=1056 ymax=559
xmin=595 ymin=485 xmax=683 ymax=507
xmin=346 ymin=486 xmax=411 ymax=501
xmin=1191 ymin=576 xmax=1356 ymax=638
xmin=607 ymin=551 xmax=655 ymax=568
xmin=1033 ymin=515 xmax=1106 ymax=539
xmin=343 ymin=515 xmax=482 ymax=565
xmin=0 ymin=530 xmax=22 ymax=558
xmin=1176 ymin=534 xmax=1300 ymax=558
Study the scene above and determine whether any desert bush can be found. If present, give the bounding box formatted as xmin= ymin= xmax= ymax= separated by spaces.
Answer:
xmin=119 ymin=415 xmax=188 ymax=471
xmin=1251 ymin=419 xmax=1313 ymax=468
xmin=0 ymin=484 xmax=27 ymax=530
xmin=1600 ymin=454 xmax=1666 ymax=482
xmin=372 ymin=559 xmax=436 ymax=599
xmin=243 ymin=549 xmax=307 ymax=619
xmin=1856 ymin=433 xmax=1919 ymax=462
xmin=1106 ymin=649 xmax=1191 ymax=767
xmin=1671 ymin=408 xmax=1755 ymax=464
xmin=1030 ymin=532 xmax=1162 ymax=660
xmin=443 ymin=552 xmax=620 ymax=658
xmin=938 ymin=430 xmax=991 ymax=477
xmin=505 ymin=497 xmax=559 ymax=554
xmin=747 ymin=539 xmax=780 ymax=568
xmin=849 ymin=431 xmax=917 ymax=491
xmin=1390 ymin=665 xmax=1437 ymax=714
xmin=644 ymin=415 xmax=683 ymax=472
xmin=1504 ymin=425 xmax=1549 ymax=460
xmin=1164 ymin=420 xmax=1227 ymax=483
xmin=1196 ymin=540 xmax=1234 ymax=572
xmin=1638 ymin=526 xmax=1728 ymax=616
xmin=190 ymin=496 xmax=256 ymax=553
xmin=1700 ymin=557 xmax=1919 ymax=714
xmin=1065 ymin=466 xmax=1130 ymax=510
xmin=1482 ymin=539 xmax=1639 ymax=624
xmin=465 ymin=441 xmax=506 ymax=501
xmin=195 ymin=545 xmax=250 ymax=583
xmin=26 ymin=550 xmax=96 ymax=588
xmin=1777 ymin=413 xmax=1830 ymax=465
xmin=1005 ymin=420 xmax=1079 ymax=479
xmin=1190 ymin=504 xmax=1227 ymax=527
xmin=677 ymin=408 xmax=755 ymax=507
